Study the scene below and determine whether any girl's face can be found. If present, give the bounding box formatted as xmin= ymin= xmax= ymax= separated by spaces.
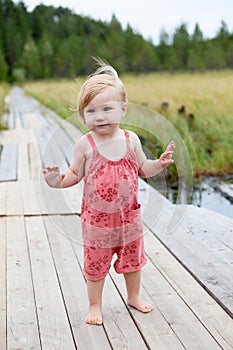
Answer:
xmin=83 ymin=86 xmax=127 ymax=135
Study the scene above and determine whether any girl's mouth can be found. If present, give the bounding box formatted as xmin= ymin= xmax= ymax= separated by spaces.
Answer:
xmin=96 ymin=124 xmax=109 ymax=127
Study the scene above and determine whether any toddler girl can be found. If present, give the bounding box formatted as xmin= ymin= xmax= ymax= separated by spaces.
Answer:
xmin=43 ymin=59 xmax=175 ymax=325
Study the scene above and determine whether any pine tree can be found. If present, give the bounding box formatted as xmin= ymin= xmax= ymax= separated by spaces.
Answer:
xmin=157 ymin=28 xmax=170 ymax=70
xmin=39 ymin=33 xmax=54 ymax=77
xmin=188 ymin=23 xmax=204 ymax=71
xmin=20 ymin=34 xmax=42 ymax=79
xmin=0 ymin=50 xmax=8 ymax=80
xmin=172 ymin=23 xmax=190 ymax=69
xmin=204 ymin=40 xmax=226 ymax=70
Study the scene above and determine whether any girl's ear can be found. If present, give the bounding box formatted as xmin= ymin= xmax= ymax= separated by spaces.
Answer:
xmin=121 ymin=102 xmax=128 ymax=117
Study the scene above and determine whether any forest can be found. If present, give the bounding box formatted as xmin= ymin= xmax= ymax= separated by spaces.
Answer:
xmin=0 ymin=0 xmax=233 ymax=81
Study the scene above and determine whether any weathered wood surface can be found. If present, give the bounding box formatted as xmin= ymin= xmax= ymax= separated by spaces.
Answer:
xmin=0 ymin=86 xmax=233 ymax=349
xmin=0 ymin=143 xmax=18 ymax=181
xmin=140 ymin=180 xmax=233 ymax=317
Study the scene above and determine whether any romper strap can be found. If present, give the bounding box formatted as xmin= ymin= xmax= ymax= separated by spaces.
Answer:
xmin=124 ymin=129 xmax=130 ymax=146
xmin=86 ymin=133 xmax=96 ymax=149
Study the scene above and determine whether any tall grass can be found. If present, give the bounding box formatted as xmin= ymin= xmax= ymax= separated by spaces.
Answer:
xmin=0 ymin=83 xmax=10 ymax=130
xmin=24 ymin=71 xmax=233 ymax=177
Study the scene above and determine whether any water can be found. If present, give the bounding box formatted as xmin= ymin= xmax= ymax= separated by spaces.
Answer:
xmin=167 ymin=176 xmax=233 ymax=219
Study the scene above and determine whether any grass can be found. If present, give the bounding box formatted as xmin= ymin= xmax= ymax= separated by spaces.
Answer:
xmin=0 ymin=83 xmax=10 ymax=130
xmin=23 ymin=70 xmax=233 ymax=178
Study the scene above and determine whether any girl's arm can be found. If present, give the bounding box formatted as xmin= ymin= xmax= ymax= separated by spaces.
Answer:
xmin=42 ymin=136 xmax=87 ymax=188
xmin=130 ymin=132 xmax=175 ymax=178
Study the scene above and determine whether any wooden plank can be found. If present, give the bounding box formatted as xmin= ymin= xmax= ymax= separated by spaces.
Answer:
xmin=7 ymin=112 xmax=15 ymax=129
xmin=111 ymin=258 xmax=222 ymax=349
xmin=110 ymin=267 xmax=185 ymax=350
xmin=12 ymin=127 xmax=35 ymax=181
xmin=0 ymin=217 xmax=6 ymax=350
xmin=22 ymin=92 xmax=38 ymax=112
xmin=34 ymin=121 xmax=82 ymax=214
xmin=37 ymin=109 xmax=82 ymax=166
xmin=45 ymin=107 xmax=83 ymax=148
xmin=139 ymin=177 xmax=173 ymax=212
xmin=151 ymin=222 xmax=233 ymax=315
xmin=37 ymin=118 xmax=73 ymax=171
xmin=59 ymin=118 xmax=83 ymax=143
xmin=144 ymin=228 xmax=233 ymax=349
xmin=25 ymin=112 xmax=43 ymax=129
xmin=65 ymin=214 xmax=149 ymax=349
xmin=18 ymin=142 xmax=30 ymax=180
xmin=21 ymin=180 xmax=43 ymax=215
xmin=34 ymin=111 xmax=52 ymax=128
xmin=6 ymin=182 xmax=23 ymax=216
xmin=40 ymin=181 xmax=73 ymax=215
xmin=37 ymin=109 xmax=73 ymax=154
xmin=19 ymin=111 xmax=29 ymax=129
xmin=183 ymin=205 xmax=233 ymax=248
xmin=34 ymin=127 xmax=55 ymax=166
xmin=61 ymin=183 xmax=83 ymax=215
xmin=50 ymin=125 xmax=74 ymax=166
xmin=172 ymin=207 xmax=233 ymax=276
xmin=6 ymin=216 xmax=41 ymax=350
xmin=0 ymin=182 xmax=7 ymax=216
xmin=25 ymin=216 xmax=76 ymax=350
xmin=142 ymin=199 xmax=233 ymax=317
xmin=152 ymin=220 xmax=233 ymax=316
xmin=27 ymin=96 xmax=41 ymax=111
xmin=0 ymin=143 xmax=18 ymax=181
xmin=22 ymin=142 xmax=71 ymax=215
xmin=28 ymin=141 xmax=42 ymax=180
xmin=102 ymin=274 xmax=148 ymax=350
xmin=34 ymin=127 xmax=69 ymax=170
xmin=10 ymin=87 xmax=33 ymax=116
xmin=15 ymin=109 xmax=23 ymax=129
xmin=140 ymin=261 xmax=221 ymax=349
xmin=140 ymin=178 xmax=175 ymax=235
xmin=43 ymin=215 xmax=112 ymax=350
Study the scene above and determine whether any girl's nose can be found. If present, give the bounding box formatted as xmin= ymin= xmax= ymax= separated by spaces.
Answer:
xmin=95 ymin=110 xmax=105 ymax=121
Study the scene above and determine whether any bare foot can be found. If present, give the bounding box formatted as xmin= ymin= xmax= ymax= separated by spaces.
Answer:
xmin=86 ymin=304 xmax=103 ymax=325
xmin=127 ymin=297 xmax=154 ymax=313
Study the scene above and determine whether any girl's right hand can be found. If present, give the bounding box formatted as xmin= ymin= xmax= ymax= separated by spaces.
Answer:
xmin=42 ymin=166 xmax=64 ymax=188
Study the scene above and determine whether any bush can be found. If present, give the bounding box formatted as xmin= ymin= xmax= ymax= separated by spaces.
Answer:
xmin=12 ymin=68 xmax=26 ymax=83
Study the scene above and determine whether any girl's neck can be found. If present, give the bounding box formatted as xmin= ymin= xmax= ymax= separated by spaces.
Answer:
xmin=89 ymin=128 xmax=127 ymax=161
xmin=90 ymin=127 xmax=123 ymax=142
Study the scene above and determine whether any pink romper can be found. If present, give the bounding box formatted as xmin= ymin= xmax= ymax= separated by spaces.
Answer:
xmin=81 ymin=130 xmax=147 ymax=281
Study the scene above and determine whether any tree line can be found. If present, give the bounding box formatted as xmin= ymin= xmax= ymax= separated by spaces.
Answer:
xmin=0 ymin=0 xmax=232 ymax=81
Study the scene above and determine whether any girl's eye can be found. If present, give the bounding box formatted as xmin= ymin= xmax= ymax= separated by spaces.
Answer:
xmin=87 ymin=109 xmax=95 ymax=113
xmin=103 ymin=106 xmax=112 ymax=112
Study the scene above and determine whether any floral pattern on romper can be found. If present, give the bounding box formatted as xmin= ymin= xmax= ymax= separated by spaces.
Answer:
xmin=81 ymin=130 xmax=143 ymax=248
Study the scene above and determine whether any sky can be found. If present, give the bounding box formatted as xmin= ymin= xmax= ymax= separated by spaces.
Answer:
xmin=14 ymin=0 xmax=233 ymax=44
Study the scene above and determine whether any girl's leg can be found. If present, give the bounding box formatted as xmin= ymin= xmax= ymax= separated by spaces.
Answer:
xmin=86 ymin=278 xmax=105 ymax=325
xmin=124 ymin=269 xmax=154 ymax=313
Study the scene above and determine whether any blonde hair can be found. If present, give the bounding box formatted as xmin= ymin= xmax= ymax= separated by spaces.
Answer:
xmin=77 ymin=58 xmax=127 ymax=119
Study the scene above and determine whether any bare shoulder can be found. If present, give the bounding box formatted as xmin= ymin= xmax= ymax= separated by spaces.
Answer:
xmin=127 ymin=129 xmax=140 ymax=142
xmin=127 ymin=129 xmax=142 ymax=148
xmin=73 ymin=133 xmax=91 ymax=157
xmin=126 ymin=129 xmax=146 ymax=167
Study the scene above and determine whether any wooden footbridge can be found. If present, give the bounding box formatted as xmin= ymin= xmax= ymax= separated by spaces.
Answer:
xmin=0 ymin=87 xmax=233 ymax=349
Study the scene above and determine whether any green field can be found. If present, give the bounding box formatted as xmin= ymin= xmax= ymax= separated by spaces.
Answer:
xmin=21 ymin=70 xmax=233 ymax=178
xmin=0 ymin=83 xmax=9 ymax=130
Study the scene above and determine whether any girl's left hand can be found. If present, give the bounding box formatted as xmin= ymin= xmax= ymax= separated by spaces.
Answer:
xmin=159 ymin=141 xmax=175 ymax=169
